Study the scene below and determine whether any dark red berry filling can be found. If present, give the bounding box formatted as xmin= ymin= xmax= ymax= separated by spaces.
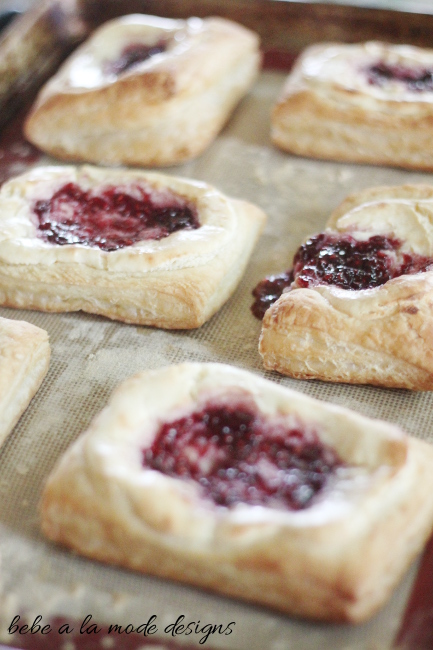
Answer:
xmin=366 ymin=61 xmax=433 ymax=91
xmin=251 ymin=270 xmax=294 ymax=320
xmin=106 ymin=41 xmax=168 ymax=75
xmin=34 ymin=182 xmax=199 ymax=251
xmin=252 ymin=233 xmax=433 ymax=319
xmin=293 ymin=233 xmax=404 ymax=288
xmin=143 ymin=397 xmax=343 ymax=510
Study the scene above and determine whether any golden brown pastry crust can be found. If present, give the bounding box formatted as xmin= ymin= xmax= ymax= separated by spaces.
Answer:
xmin=24 ymin=14 xmax=261 ymax=167
xmin=271 ymin=41 xmax=433 ymax=170
xmin=40 ymin=362 xmax=433 ymax=623
xmin=0 ymin=316 xmax=50 ymax=448
xmin=259 ymin=184 xmax=433 ymax=389
xmin=0 ymin=165 xmax=266 ymax=328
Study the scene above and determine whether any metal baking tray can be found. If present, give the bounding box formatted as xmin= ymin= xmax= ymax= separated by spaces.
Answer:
xmin=1 ymin=1 xmax=433 ymax=648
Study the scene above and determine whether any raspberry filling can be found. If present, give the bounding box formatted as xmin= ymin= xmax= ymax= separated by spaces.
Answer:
xmin=107 ymin=41 xmax=168 ymax=75
xmin=34 ymin=182 xmax=200 ymax=251
xmin=252 ymin=270 xmax=294 ymax=321
xmin=252 ymin=233 xmax=433 ymax=319
xmin=143 ymin=398 xmax=343 ymax=510
xmin=366 ymin=61 xmax=433 ymax=91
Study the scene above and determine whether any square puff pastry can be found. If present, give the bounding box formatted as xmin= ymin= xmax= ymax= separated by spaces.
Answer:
xmin=0 ymin=165 xmax=266 ymax=329
xmin=0 ymin=316 xmax=50 ymax=448
xmin=24 ymin=14 xmax=261 ymax=167
xmin=272 ymin=41 xmax=433 ymax=170
xmin=259 ymin=184 xmax=433 ymax=389
xmin=40 ymin=362 xmax=433 ymax=623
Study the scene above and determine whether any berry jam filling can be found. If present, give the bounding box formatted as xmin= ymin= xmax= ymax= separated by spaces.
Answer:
xmin=34 ymin=182 xmax=199 ymax=251
xmin=251 ymin=270 xmax=294 ymax=320
xmin=366 ymin=61 xmax=433 ymax=91
xmin=107 ymin=41 xmax=168 ymax=75
xmin=252 ymin=233 xmax=433 ymax=319
xmin=143 ymin=398 xmax=343 ymax=510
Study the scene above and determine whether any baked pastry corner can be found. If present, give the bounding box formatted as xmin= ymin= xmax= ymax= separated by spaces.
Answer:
xmin=0 ymin=316 xmax=50 ymax=448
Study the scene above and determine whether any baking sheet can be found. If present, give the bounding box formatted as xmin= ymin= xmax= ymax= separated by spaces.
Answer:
xmin=1 ymin=2 xmax=433 ymax=648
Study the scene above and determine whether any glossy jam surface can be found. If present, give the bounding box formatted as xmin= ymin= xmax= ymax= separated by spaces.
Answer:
xmin=143 ymin=397 xmax=343 ymax=510
xmin=34 ymin=182 xmax=199 ymax=251
xmin=107 ymin=42 xmax=167 ymax=75
xmin=252 ymin=233 xmax=433 ymax=319
xmin=251 ymin=270 xmax=294 ymax=320
xmin=293 ymin=233 xmax=405 ymax=288
xmin=366 ymin=61 xmax=433 ymax=91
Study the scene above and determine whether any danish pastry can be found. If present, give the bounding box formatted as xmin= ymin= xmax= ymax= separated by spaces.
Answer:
xmin=24 ymin=14 xmax=261 ymax=167
xmin=40 ymin=362 xmax=433 ymax=623
xmin=0 ymin=164 xmax=266 ymax=328
xmin=0 ymin=316 xmax=50 ymax=448
xmin=255 ymin=184 xmax=433 ymax=388
xmin=272 ymin=41 xmax=433 ymax=170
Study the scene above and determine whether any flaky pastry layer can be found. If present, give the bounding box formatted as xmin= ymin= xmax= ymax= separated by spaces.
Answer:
xmin=24 ymin=14 xmax=261 ymax=166
xmin=0 ymin=165 xmax=266 ymax=328
xmin=259 ymin=184 xmax=433 ymax=388
xmin=0 ymin=316 xmax=50 ymax=448
xmin=272 ymin=41 xmax=433 ymax=170
xmin=40 ymin=362 xmax=433 ymax=622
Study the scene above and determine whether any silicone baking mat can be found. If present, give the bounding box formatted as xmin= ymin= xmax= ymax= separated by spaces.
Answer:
xmin=1 ymin=2 xmax=433 ymax=649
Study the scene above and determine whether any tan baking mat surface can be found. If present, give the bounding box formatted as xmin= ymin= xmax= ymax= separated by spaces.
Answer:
xmin=1 ymin=70 xmax=433 ymax=649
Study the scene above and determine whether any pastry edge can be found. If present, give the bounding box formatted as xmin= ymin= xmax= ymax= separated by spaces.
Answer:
xmin=0 ymin=317 xmax=50 ymax=448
